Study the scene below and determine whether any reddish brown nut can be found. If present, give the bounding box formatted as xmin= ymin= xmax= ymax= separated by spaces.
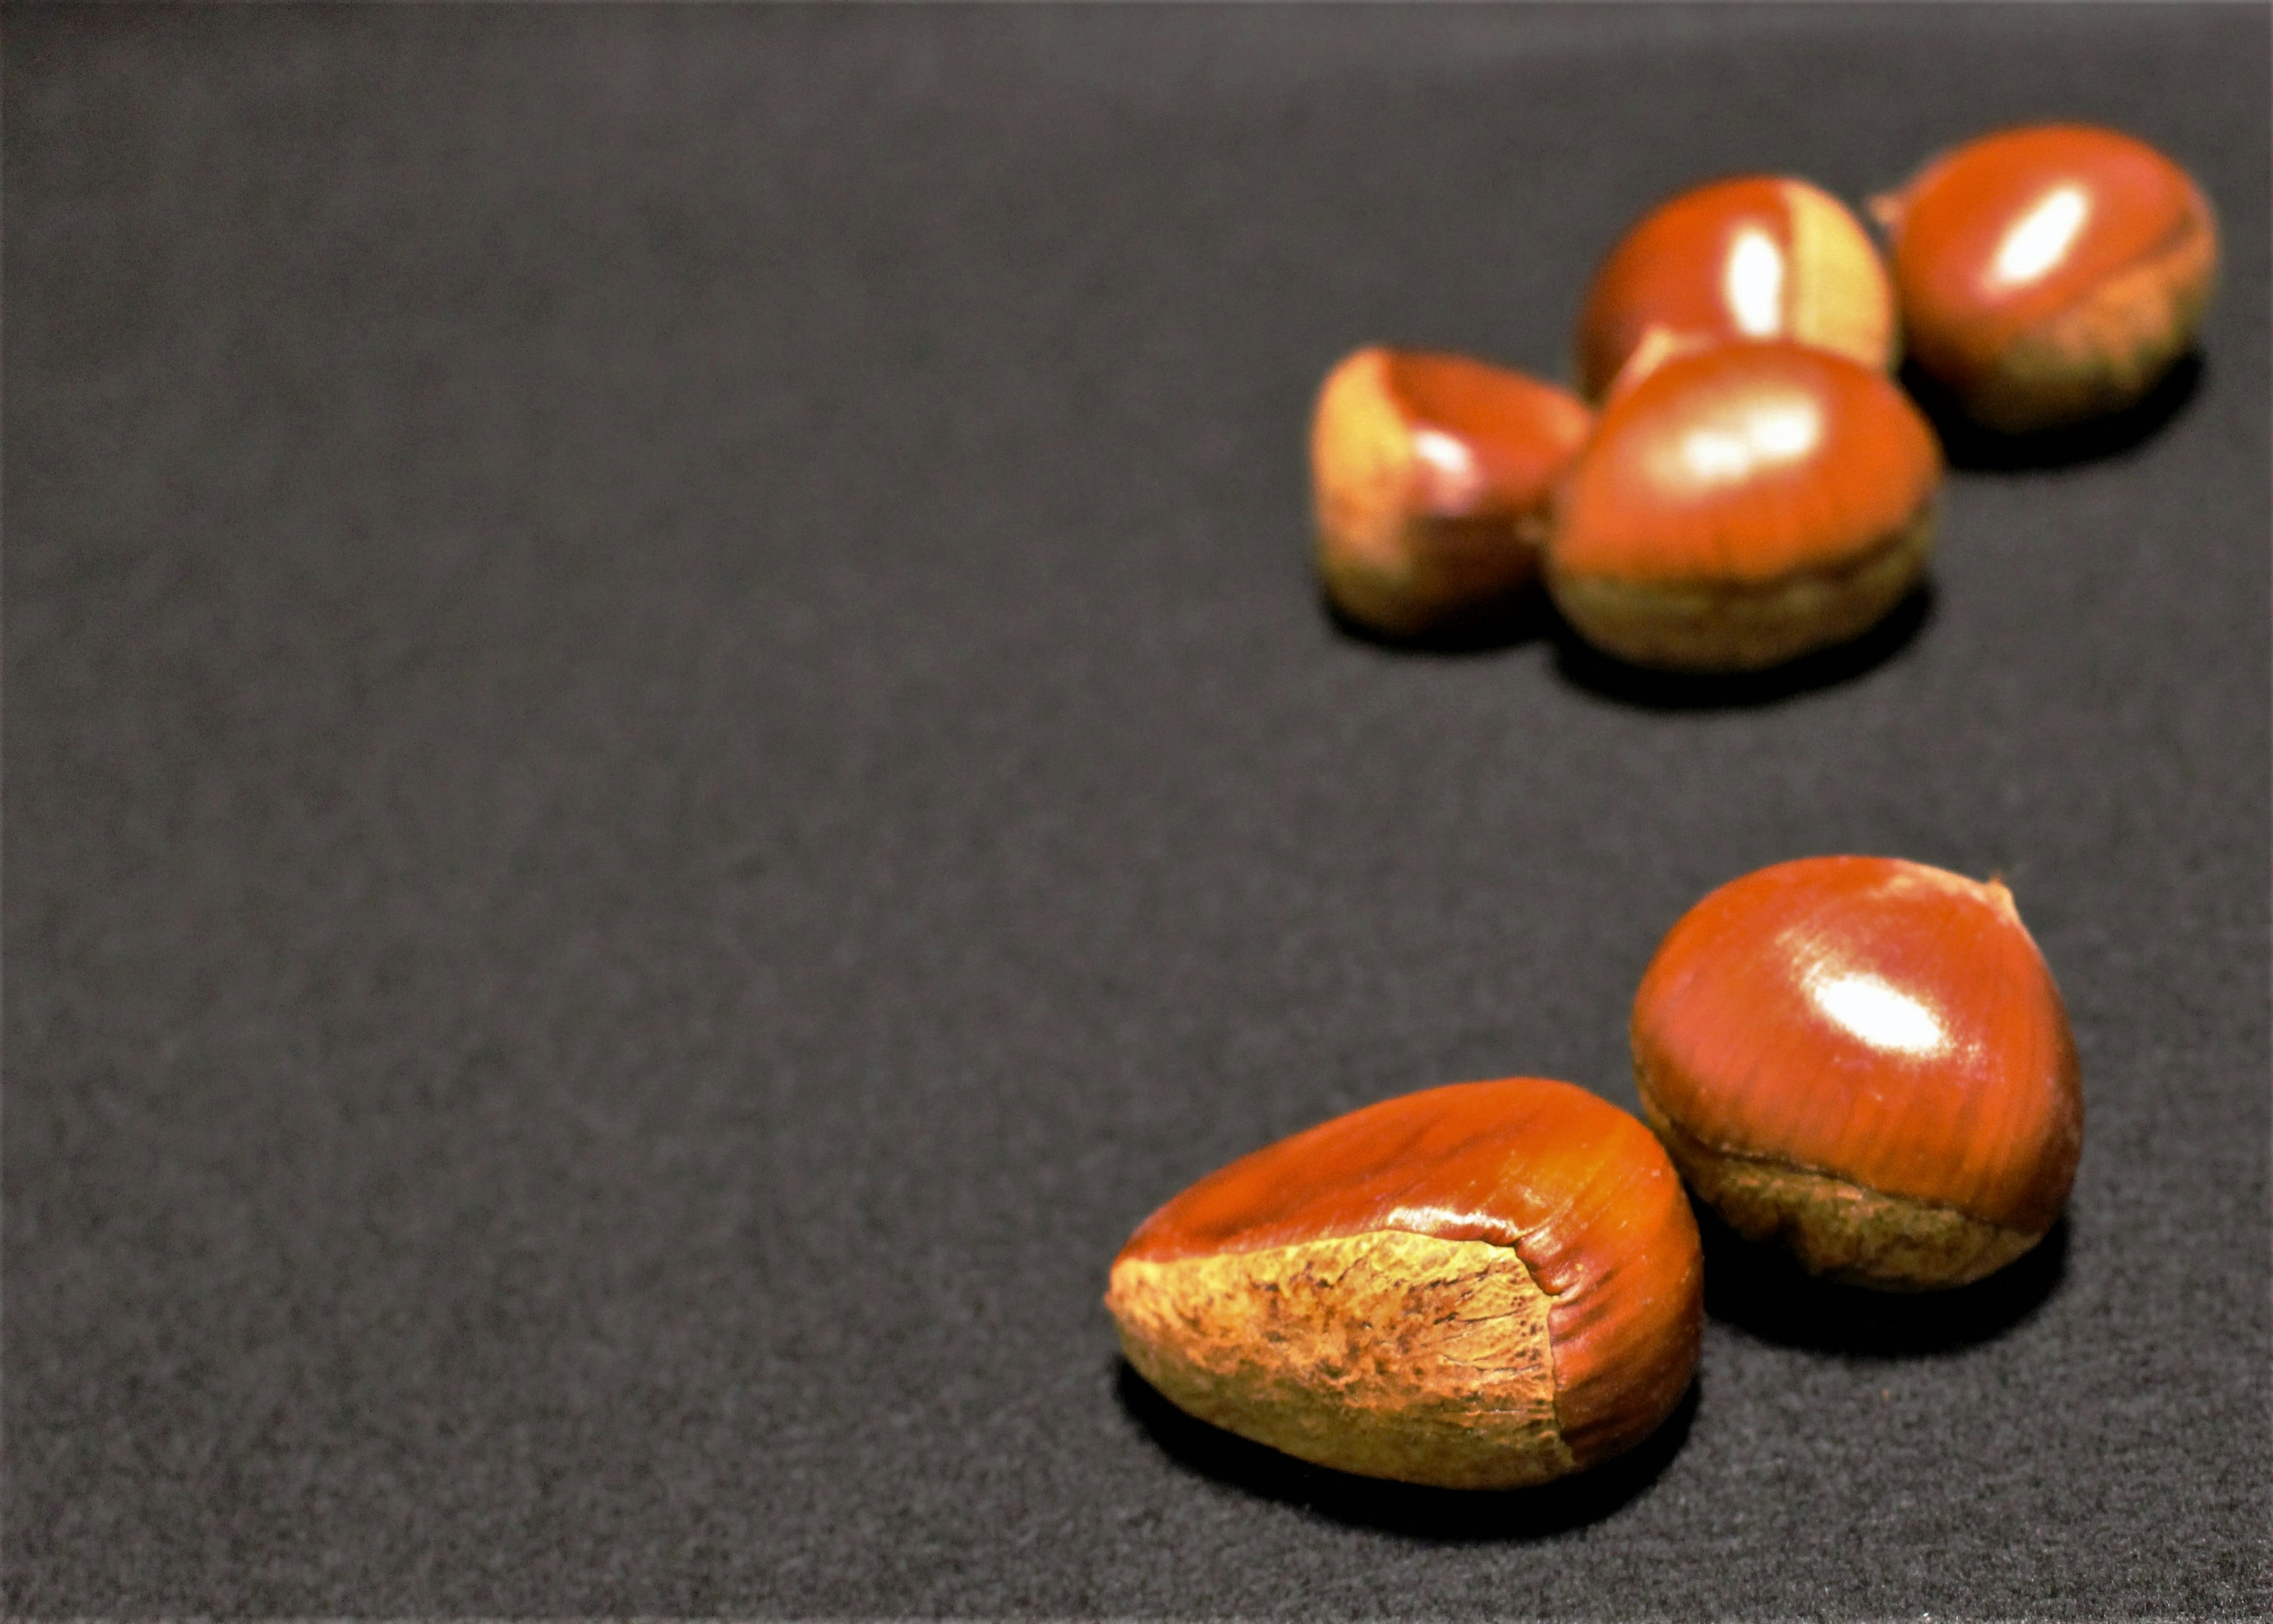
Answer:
xmin=1311 ymin=347 xmax=1593 ymax=637
xmin=1575 ymin=175 xmax=1897 ymax=402
xmin=1106 ymin=1077 xmax=1702 ymax=1489
xmin=1545 ymin=340 xmax=1942 ymax=672
xmin=1632 ymin=856 xmax=2083 ymax=1290
xmin=1872 ymin=123 xmax=2218 ymax=433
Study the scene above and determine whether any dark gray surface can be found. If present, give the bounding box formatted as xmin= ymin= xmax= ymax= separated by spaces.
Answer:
xmin=7 ymin=4 xmax=2268 ymax=1616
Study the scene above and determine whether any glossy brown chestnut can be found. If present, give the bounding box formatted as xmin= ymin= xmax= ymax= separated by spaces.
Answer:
xmin=1545 ymin=340 xmax=1941 ymax=672
xmin=1631 ymin=857 xmax=2082 ymax=1290
xmin=1311 ymin=346 xmax=1593 ymax=636
xmin=1106 ymin=1078 xmax=1701 ymax=1488
xmin=1872 ymin=123 xmax=2217 ymax=433
xmin=1575 ymin=175 xmax=1897 ymax=401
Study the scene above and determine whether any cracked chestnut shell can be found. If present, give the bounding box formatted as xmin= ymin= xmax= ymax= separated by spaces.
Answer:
xmin=1632 ymin=857 xmax=2083 ymax=1290
xmin=1546 ymin=340 xmax=1941 ymax=672
xmin=1577 ymin=175 xmax=1898 ymax=401
xmin=1106 ymin=1077 xmax=1702 ymax=1489
xmin=1872 ymin=123 xmax=2218 ymax=433
xmin=1311 ymin=347 xmax=1593 ymax=637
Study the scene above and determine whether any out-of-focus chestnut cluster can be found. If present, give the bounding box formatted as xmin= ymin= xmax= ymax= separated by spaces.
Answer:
xmin=1310 ymin=124 xmax=2218 ymax=667
xmin=1109 ymin=855 xmax=2083 ymax=1490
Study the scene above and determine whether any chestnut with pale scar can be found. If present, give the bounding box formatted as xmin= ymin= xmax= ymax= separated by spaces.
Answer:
xmin=1106 ymin=1078 xmax=1702 ymax=1489
xmin=1310 ymin=347 xmax=1593 ymax=637
xmin=1575 ymin=173 xmax=1898 ymax=402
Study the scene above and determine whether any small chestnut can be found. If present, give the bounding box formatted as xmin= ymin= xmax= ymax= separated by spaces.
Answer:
xmin=1106 ymin=1077 xmax=1701 ymax=1489
xmin=1545 ymin=339 xmax=1942 ymax=672
xmin=1631 ymin=856 xmax=2083 ymax=1290
xmin=1311 ymin=346 xmax=1593 ymax=637
xmin=1872 ymin=123 xmax=2218 ymax=433
xmin=1575 ymin=175 xmax=1897 ymax=401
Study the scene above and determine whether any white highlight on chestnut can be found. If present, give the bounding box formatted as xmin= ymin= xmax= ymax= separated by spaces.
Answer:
xmin=1808 ymin=969 xmax=1952 ymax=1058
xmin=1670 ymin=394 xmax=1823 ymax=486
xmin=1410 ymin=426 xmax=1482 ymax=505
xmin=1987 ymin=183 xmax=2091 ymax=289
xmin=1724 ymin=228 xmax=1786 ymax=337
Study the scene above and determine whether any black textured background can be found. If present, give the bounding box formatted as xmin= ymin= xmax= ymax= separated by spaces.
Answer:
xmin=7 ymin=5 xmax=2268 ymax=1616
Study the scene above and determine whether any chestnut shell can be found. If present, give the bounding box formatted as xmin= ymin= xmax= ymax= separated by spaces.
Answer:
xmin=1110 ymin=1078 xmax=1702 ymax=1483
xmin=1310 ymin=347 xmax=1592 ymax=636
xmin=1576 ymin=175 xmax=1897 ymax=401
xmin=1875 ymin=123 xmax=2217 ymax=433
xmin=1546 ymin=340 xmax=1941 ymax=672
xmin=1631 ymin=856 xmax=2083 ymax=1288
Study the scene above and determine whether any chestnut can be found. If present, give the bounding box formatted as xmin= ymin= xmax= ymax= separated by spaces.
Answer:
xmin=1310 ymin=346 xmax=1593 ymax=637
xmin=1872 ymin=123 xmax=2218 ymax=433
xmin=1575 ymin=175 xmax=1897 ymax=401
xmin=1544 ymin=339 xmax=1941 ymax=672
xmin=1106 ymin=1077 xmax=1701 ymax=1489
xmin=1631 ymin=856 xmax=2083 ymax=1290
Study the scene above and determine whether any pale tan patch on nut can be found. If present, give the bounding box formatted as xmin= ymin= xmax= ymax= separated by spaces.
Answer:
xmin=1311 ymin=349 xmax=1418 ymax=580
xmin=1602 ymin=324 xmax=1717 ymax=401
xmin=1782 ymin=180 xmax=1899 ymax=372
xmin=1547 ymin=498 xmax=1934 ymax=673
xmin=1107 ymin=1229 xmax=1575 ymax=1488
xmin=1637 ymin=1090 xmax=2042 ymax=1291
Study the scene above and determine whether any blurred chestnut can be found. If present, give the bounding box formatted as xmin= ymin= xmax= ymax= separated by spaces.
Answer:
xmin=1872 ymin=123 xmax=2217 ymax=433
xmin=1576 ymin=175 xmax=1897 ymax=401
xmin=1632 ymin=856 xmax=2082 ymax=1290
xmin=1311 ymin=346 xmax=1592 ymax=637
xmin=1107 ymin=1077 xmax=1701 ymax=1489
xmin=1545 ymin=340 xmax=1941 ymax=672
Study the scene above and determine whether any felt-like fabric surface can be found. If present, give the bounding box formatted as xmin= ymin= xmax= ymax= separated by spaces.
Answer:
xmin=7 ymin=4 xmax=2266 ymax=1615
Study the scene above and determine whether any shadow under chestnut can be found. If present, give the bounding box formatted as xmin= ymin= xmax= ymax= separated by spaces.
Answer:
xmin=1327 ymin=576 xmax=1935 ymax=715
xmin=1114 ymin=1357 xmax=1697 ymax=1539
xmin=1903 ymin=351 xmax=2205 ymax=473
xmin=1698 ymin=1204 xmax=2069 ymax=1355
xmin=1321 ymin=581 xmax=1560 ymax=657
xmin=1550 ymin=582 xmax=1935 ymax=712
